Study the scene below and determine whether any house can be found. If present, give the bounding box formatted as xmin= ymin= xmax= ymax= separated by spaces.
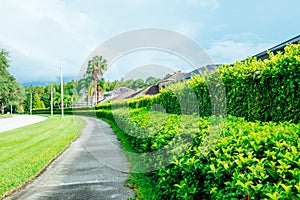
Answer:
xmin=175 ymin=64 xmax=220 ymax=81
xmin=253 ymin=35 xmax=300 ymax=60
xmin=133 ymin=85 xmax=159 ymax=98
xmin=99 ymin=35 xmax=300 ymax=103
xmin=157 ymin=72 xmax=186 ymax=90
xmin=101 ymin=87 xmax=134 ymax=102
xmin=177 ymin=34 xmax=300 ymax=81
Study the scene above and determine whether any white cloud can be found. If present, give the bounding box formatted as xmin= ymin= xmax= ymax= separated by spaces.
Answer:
xmin=185 ymin=0 xmax=220 ymax=9
xmin=0 ymin=0 xmax=99 ymax=82
xmin=207 ymin=40 xmax=275 ymax=64
xmin=0 ymin=0 xmax=296 ymax=84
xmin=174 ymin=22 xmax=204 ymax=39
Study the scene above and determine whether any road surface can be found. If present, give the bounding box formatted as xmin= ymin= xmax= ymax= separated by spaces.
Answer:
xmin=0 ymin=115 xmax=47 ymax=133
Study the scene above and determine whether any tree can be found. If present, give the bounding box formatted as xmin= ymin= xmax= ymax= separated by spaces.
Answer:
xmin=86 ymin=55 xmax=108 ymax=104
xmin=104 ymin=80 xmax=119 ymax=92
xmin=77 ymin=74 xmax=94 ymax=105
xmin=0 ymin=49 xmax=25 ymax=114
xmin=33 ymin=93 xmax=45 ymax=109
xmin=98 ymin=78 xmax=105 ymax=96
xmin=53 ymin=92 xmax=72 ymax=108
xmin=15 ymin=104 xmax=24 ymax=114
xmin=146 ymin=76 xmax=161 ymax=86
xmin=132 ymin=79 xmax=145 ymax=90
xmin=53 ymin=92 xmax=62 ymax=108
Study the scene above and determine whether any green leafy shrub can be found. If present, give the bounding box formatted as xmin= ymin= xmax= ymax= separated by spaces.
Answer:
xmin=219 ymin=43 xmax=300 ymax=123
xmin=99 ymin=108 xmax=300 ymax=199
xmin=97 ymin=43 xmax=300 ymax=123
xmin=157 ymin=117 xmax=300 ymax=199
xmin=90 ymin=43 xmax=300 ymax=199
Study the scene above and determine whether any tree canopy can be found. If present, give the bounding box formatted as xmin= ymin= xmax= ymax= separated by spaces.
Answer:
xmin=0 ymin=49 xmax=25 ymax=114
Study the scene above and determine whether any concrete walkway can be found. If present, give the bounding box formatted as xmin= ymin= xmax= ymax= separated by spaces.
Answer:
xmin=0 ymin=115 xmax=47 ymax=133
xmin=4 ymin=117 xmax=134 ymax=200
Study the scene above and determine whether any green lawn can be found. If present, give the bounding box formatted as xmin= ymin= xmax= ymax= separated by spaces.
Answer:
xmin=0 ymin=115 xmax=86 ymax=198
xmin=0 ymin=114 xmax=12 ymax=119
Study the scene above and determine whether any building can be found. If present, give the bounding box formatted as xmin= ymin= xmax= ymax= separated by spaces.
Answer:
xmin=253 ymin=35 xmax=300 ymax=60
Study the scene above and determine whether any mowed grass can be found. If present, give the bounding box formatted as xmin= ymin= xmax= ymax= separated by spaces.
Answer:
xmin=0 ymin=114 xmax=12 ymax=119
xmin=0 ymin=115 xmax=86 ymax=198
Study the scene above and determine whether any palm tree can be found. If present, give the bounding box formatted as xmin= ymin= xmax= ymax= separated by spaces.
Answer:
xmin=77 ymin=74 xmax=94 ymax=105
xmin=53 ymin=92 xmax=72 ymax=108
xmin=86 ymin=55 xmax=108 ymax=104
xmin=53 ymin=92 xmax=62 ymax=108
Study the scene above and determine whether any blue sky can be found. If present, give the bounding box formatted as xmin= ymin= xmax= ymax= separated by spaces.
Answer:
xmin=0 ymin=0 xmax=299 ymax=84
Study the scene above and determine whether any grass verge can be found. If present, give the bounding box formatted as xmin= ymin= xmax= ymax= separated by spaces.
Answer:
xmin=0 ymin=115 xmax=86 ymax=199
xmin=0 ymin=114 xmax=12 ymax=119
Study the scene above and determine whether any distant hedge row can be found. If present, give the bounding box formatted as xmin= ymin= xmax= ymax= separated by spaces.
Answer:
xmin=96 ymin=43 xmax=300 ymax=123
xmin=32 ymin=106 xmax=94 ymax=115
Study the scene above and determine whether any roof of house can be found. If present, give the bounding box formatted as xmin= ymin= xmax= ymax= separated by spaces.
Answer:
xmin=100 ymin=87 xmax=135 ymax=102
xmin=176 ymin=64 xmax=220 ymax=81
xmin=110 ymin=89 xmax=141 ymax=101
xmin=253 ymin=35 xmax=300 ymax=60
xmin=176 ymin=35 xmax=300 ymax=81
xmin=134 ymin=85 xmax=159 ymax=97
xmin=111 ymin=87 xmax=134 ymax=96
xmin=165 ymin=72 xmax=187 ymax=80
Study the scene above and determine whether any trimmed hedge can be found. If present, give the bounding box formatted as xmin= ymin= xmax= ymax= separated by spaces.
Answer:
xmin=157 ymin=118 xmax=300 ymax=199
xmin=96 ymin=43 xmax=300 ymax=123
xmin=96 ymin=108 xmax=300 ymax=199
xmin=32 ymin=106 xmax=95 ymax=115
xmin=219 ymin=44 xmax=300 ymax=123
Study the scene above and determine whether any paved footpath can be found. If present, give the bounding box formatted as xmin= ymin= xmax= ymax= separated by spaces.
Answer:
xmin=0 ymin=115 xmax=47 ymax=133
xmin=4 ymin=117 xmax=134 ymax=200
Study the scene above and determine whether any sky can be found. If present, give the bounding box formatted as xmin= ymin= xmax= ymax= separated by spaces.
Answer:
xmin=0 ymin=0 xmax=299 ymax=84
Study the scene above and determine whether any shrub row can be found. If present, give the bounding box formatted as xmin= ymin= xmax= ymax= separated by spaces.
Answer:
xmin=219 ymin=44 xmax=300 ymax=123
xmin=96 ymin=43 xmax=300 ymax=123
xmin=97 ymin=108 xmax=300 ymax=199
xmin=32 ymin=106 xmax=96 ymax=115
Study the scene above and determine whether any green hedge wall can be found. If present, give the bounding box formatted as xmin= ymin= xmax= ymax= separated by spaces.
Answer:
xmin=219 ymin=43 xmax=300 ymax=123
xmin=96 ymin=43 xmax=300 ymax=123
xmin=32 ymin=107 xmax=95 ymax=115
xmin=96 ymin=108 xmax=300 ymax=199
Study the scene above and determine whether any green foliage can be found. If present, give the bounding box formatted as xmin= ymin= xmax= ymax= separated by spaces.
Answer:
xmin=77 ymin=74 xmax=94 ymax=105
xmin=218 ymin=43 xmax=300 ymax=123
xmin=23 ymin=82 xmax=76 ymax=113
xmin=15 ymin=104 xmax=24 ymax=114
xmin=33 ymin=93 xmax=45 ymax=109
xmin=96 ymin=108 xmax=300 ymax=199
xmin=97 ymin=42 xmax=300 ymax=123
xmin=156 ymin=117 xmax=300 ymax=199
xmin=0 ymin=49 xmax=25 ymax=114
xmin=92 ymin=44 xmax=300 ymax=199
xmin=104 ymin=76 xmax=161 ymax=92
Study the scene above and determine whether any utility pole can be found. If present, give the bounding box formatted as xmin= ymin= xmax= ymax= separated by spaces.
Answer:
xmin=30 ymin=92 xmax=32 ymax=115
xmin=60 ymin=67 xmax=64 ymax=119
xmin=50 ymin=84 xmax=53 ymax=116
